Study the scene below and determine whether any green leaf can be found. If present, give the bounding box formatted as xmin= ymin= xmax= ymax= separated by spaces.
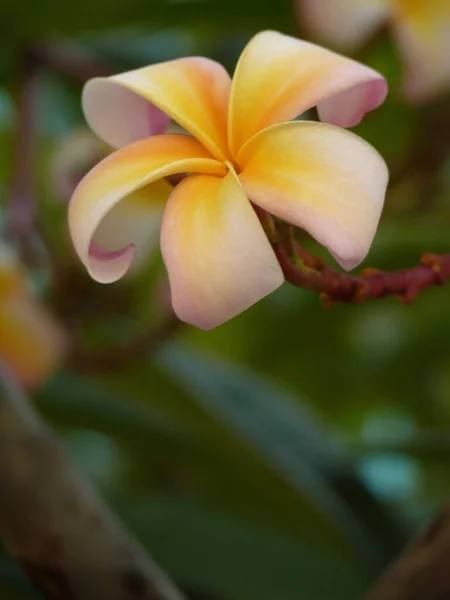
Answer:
xmin=116 ymin=496 xmax=365 ymax=600
xmin=35 ymin=372 xmax=186 ymax=448
xmin=158 ymin=346 xmax=406 ymax=570
xmin=1 ymin=0 xmax=293 ymax=41
xmin=0 ymin=553 xmax=40 ymax=599
xmin=37 ymin=369 xmax=351 ymax=553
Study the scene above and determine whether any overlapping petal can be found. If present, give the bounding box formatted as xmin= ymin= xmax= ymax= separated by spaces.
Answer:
xmin=297 ymin=0 xmax=389 ymax=50
xmin=392 ymin=0 xmax=450 ymax=100
xmin=83 ymin=57 xmax=232 ymax=159
xmin=228 ymin=31 xmax=387 ymax=155
xmin=92 ymin=180 xmax=172 ymax=275
xmin=69 ymin=134 xmax=226 ymax=283
xmin=160 ymin=171 xmax=284 ymax=329
xmin=238 ymin=122 xmax=388 ymax=270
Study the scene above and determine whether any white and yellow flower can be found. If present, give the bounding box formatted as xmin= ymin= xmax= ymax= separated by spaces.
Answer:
xmin=69 ymin=31 xmax=389 ymax=330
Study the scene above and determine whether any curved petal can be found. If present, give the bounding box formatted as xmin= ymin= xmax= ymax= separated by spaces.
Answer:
xmin=68 ymin=134 xmax=226 ymax=283
xmin=228 ymin=31 xmax=387 ymax=156
xmin=92 ymin=179 xmax=172 ymax=275
xmin=160 ymin=171 xmax=284 ymax=329
xmin=392 ymin=1 xmax=450 ymax=101
xmin=83 ymin=57 xmax=232 ymax=160
xmin=238 ymin=122 xmax=388 ymax=270
xmin=297 ymin=0 xmax=389 ymax=50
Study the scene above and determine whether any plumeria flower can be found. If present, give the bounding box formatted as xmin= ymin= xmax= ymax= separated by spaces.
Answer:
xmin=69 ymin=30 xmax=388 ymax=330
xmin=0 ymin=246 xmax=66 ymax=388
xmin=297 ymin=0 xmax=450 ymax=101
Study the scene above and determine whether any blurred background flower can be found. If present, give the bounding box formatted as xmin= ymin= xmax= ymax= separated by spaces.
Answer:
xmin=0 ymin=1 xmax=449 ymax=599
xmin=0 ymin=245 xmax=66 ymax=389
xmin=51 ymin=128 xmax=109 ymax=200
xmin=297 ymin=0 xmax=450 ymax=101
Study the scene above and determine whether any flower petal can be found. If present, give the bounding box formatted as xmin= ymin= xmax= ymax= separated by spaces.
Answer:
xmin=69 ymin=134 xmax=226 ymax=283
xmin=92 ymin=179 xmax=172 ymax=276
xmin=297 ymin=0 xmax=389 ymax=50
xmin=160 ymin=171 xmax=284 ymax=329
xmin=83 ymin=57 xmax=232 ymax=159
xmin=238 ymin=122 xmax=388 ymax=270
xmin=392 ymin=1 xmax=450 ymax=100
xmin=228 ymin=30 xmax=387 ymax=155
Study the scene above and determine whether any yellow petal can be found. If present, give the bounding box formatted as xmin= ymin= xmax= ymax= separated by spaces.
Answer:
xmin=297 ymin=0 xmax=389 ymax=50
xmin=83 ymin=57 xmax=232 ymax=160
xmin=160 ymin=171 xmax=284 ymax=329
xmin=68 ymin=134 xmax=226 ymax=283
xmin=238 ymin=122 xmax=388 ymax=270
xmin=228 ymin=31 xmax=387 ymax=156
xmin=392 ymin=0 xmax=450 ymax=100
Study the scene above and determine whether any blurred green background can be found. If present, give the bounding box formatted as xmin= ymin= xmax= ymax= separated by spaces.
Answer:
xmin=1 ymin=0 xmax=450 ymax=598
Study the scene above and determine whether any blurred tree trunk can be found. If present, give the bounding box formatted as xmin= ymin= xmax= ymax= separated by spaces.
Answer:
xmin=0 ymin=365 xmax=186 ymax=600
xmin=365 ymin=506 xmax=450 ymax=600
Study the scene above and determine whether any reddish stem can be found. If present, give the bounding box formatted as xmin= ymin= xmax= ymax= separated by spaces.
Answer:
xmin=276 ymin=244 xmax=450 ymax=307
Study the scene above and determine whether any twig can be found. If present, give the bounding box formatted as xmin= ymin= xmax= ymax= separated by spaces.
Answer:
xmin=30 ymin=41 xmax=114 ymax=82
xmin=69 ymin=309 xmax=184 ymax=373
xmin=0 ymin=363 xmax=186 ymax=600
xmin=364 ymin=504 xmax=450 ymax=600
xmin=5 ymin=49 xmax=44 ymax=266
xmin=276 ymin=243 xmax=450 ymax=307
xmin=253 ymin=206 xmax=450 ymax=306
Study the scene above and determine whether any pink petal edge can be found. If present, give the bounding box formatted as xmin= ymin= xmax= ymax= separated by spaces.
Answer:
xmin=87 ymin=241 xmax=135 ymax=284
xmin=318 ymin=74 xmax=388 ymax=128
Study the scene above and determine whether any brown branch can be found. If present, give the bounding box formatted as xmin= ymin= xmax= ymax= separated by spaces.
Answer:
xmin=60 ymin=271 xmax=184 ymax=374
xmin=364 ymin=504 xmax=450 ymax=600
xmin=30 ymin=40 xmax=115 ymax=82
xmin=252 ymin=208 xmax=450 ymax=307
xmin=69 ymin=309 xmax=184 ymax=373
xmin=276 ymin=243 xmax=450 ymax=307
xmin=5 ymin=49 xmax=45 ymax=267
xmin=0 ymin=363 xmax=186 ymax=600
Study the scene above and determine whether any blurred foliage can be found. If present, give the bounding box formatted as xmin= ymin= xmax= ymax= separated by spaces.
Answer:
xmin=0 ymin=1 xmax=450 ymax=599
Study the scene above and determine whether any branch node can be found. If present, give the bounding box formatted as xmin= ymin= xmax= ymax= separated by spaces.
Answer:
xmin=360 ymin=267 xmax=382 ymax=278
xmin=421 ymin=252 xmax=445 ymax=286
xmin=353 ymin=281 xmax=370 ymax=303
xmin=320 ymin=293 xmax=333 ymax=308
